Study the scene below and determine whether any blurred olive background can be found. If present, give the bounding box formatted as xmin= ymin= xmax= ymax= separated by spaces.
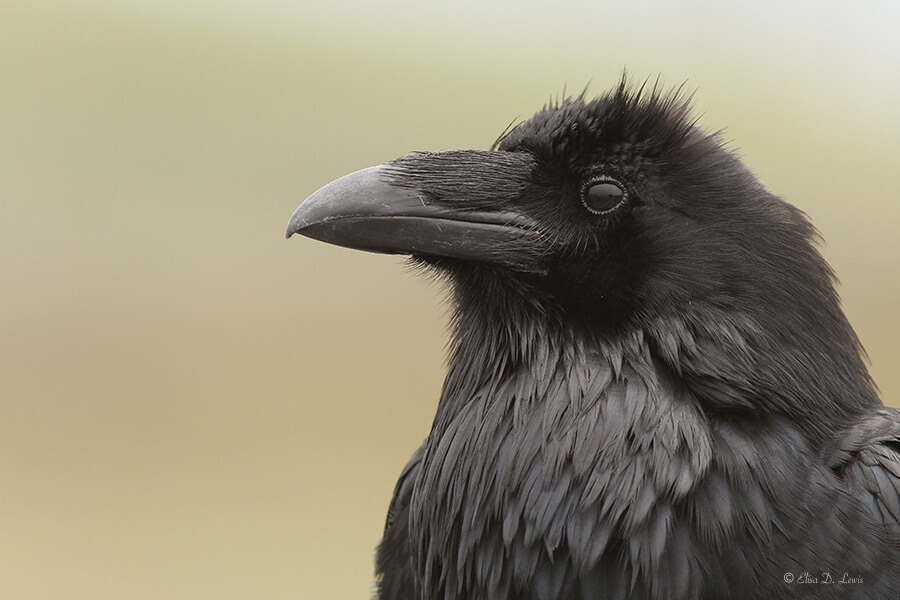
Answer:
xmin=2 ymin=1 xmax=898 ymax=598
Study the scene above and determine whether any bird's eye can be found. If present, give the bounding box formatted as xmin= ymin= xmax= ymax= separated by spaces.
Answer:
xmin=582 ymin=179 xmax=627 ymax=215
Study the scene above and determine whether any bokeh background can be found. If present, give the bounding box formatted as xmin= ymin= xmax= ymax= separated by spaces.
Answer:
xmin=2 ymin=1 xmax=898 ymax=598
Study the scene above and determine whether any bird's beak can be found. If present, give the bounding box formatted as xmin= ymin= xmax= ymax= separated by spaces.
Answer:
xmin=286 ymin=151 xmax=549 ymax=272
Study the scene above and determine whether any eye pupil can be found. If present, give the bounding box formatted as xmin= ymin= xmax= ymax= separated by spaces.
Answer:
xmin=584 ymin=181 xmax=625 ymax=214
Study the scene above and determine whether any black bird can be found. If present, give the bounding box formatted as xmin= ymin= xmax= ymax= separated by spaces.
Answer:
xmin=286 ymin=80 xmax=900 ymax=600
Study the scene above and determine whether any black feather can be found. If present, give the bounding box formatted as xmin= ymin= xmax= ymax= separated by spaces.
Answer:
xmin=289 ymin=78 xmax=900 ymax=599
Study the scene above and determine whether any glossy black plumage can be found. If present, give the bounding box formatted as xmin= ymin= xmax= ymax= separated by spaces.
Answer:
xmin=287 ymin=79 xmax=900 ymax=599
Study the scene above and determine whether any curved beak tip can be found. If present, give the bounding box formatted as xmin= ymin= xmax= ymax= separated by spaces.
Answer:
xmin=285 ymin=203 xmax=315 ymax=239
xmin=285 ymin=166 xmax=388 ymax=242
xmin=284 ymin=215 xmax=299 ymax=239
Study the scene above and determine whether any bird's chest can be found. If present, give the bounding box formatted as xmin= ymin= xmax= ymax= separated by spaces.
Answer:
xmin=408 ymin=356 xmax=713 ymax=599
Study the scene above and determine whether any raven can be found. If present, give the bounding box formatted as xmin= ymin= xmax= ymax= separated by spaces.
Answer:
xmin=286 ymin=80 xmax=900 ymax=600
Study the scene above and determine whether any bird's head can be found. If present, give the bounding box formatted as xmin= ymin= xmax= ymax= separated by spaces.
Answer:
xmin=289 ymin=82 xmax=825 ymax=333
xmin=288 ymin=80 xmax=877 ymax=429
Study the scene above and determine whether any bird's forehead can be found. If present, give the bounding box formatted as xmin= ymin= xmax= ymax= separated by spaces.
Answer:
xmin=499 ymin=100 xmax=615 ymax=159
xmin=497 ymin=92 xmax=698 ymax=171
